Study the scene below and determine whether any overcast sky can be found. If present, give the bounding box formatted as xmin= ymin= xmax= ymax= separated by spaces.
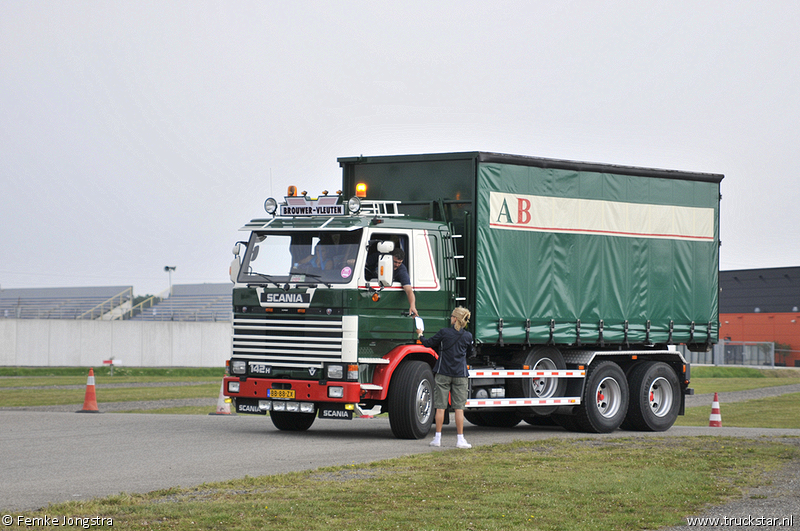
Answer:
xmin=2 ymin=1 xmax=799 ymax=296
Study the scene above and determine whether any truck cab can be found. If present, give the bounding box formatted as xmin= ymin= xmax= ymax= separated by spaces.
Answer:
xmin=224 ymin=194 xmax=454 ymax=438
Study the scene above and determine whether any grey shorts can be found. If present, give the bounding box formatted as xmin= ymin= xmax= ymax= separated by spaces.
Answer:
xmin=434 ymin=373 xmax=469 ymax=410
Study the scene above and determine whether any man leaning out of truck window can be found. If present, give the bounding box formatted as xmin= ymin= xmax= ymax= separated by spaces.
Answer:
xmin=392 ymin=248 xmax=417 ymax=317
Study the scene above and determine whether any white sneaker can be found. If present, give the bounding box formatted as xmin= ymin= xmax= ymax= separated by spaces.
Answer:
xmin=456 ymin=440 xmax=472 ymax=449
xmin=429 ymin=439 xmax=441 ymax=447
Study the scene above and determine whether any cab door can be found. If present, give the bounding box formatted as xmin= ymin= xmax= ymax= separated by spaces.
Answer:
xmin=357 ymin=228 xmax=449 ymax=350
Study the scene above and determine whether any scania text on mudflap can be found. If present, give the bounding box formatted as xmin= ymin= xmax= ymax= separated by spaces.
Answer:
xmin=223 ymin=152 xmax=723 ymax=439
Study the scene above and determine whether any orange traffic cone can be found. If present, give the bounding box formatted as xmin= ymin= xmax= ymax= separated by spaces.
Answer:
xmin=208 ymin=380 xmax=233 ymax=415
xmin=77 ymin=368 xmax=100 ymax=413
xmin=708 ymin=392 xmax=722 ymax=427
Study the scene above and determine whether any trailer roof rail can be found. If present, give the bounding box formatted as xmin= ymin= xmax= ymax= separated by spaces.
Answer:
xmin=360 ymin=200 xmax=403 ymax=217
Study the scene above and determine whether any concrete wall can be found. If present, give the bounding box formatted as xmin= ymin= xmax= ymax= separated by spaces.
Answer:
xmin=0 ymin=319 xmax=230 ymax=367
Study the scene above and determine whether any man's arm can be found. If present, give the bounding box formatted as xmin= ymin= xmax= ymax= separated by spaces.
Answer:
xmin=403 ymin=284 xmax=417 ymax=317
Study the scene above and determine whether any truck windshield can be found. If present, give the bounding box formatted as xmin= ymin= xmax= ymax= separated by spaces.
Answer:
xmin=238 ymin=230 xmax=363 ymax=285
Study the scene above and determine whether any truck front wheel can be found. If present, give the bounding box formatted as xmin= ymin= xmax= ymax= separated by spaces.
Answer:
xmin=574 ymin=361 xmax=629 ymax=433
xmin=270 ymin=410 xmax=317 ymax=432
xmin=388 ymin=360 xmax=434 ymax=439
xmin=621 ymin=362 xmax=680 ymax=431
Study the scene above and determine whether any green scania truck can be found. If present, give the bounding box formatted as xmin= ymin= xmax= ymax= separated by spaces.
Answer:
xmin=223 ymin=152 xmax=723 ymax=438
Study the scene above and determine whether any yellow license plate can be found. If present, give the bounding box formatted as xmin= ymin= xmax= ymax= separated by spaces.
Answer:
xmin=269 ymin=389 xmax=295 ymax=399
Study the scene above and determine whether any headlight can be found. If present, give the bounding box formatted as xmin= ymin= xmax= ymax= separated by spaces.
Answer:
xmin=231 ymin=360 xmax=246 ymax=375
xmin=327 ymin=364 xmax=344 ymax=380
xmin=347 ymin=364 xmax=359 ymax=381
xmin=264 ymin=197 xmax=278 ymax=215
xmin=227 ymin=381 xmax=240 ymax=393
xmin=300 ymin=402 xmax=315 ymax=413
xmin=272 ymin=401 xmax=287 ymax=411
xmin=328 ymin=386 xmax=344 ymax=398
xmin=347 ymin=195 xmax=362 ymax=213
xmin=286 ymin=402 xmax=300 ymax=412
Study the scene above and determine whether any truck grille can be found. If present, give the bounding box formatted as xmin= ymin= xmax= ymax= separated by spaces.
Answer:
xmin=232 ymin=314 xmax=357 ymax=367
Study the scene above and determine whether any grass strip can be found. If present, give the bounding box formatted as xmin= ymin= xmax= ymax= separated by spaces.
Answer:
xmin=0 ymin=376 xmax=220 ymax=388
xmin=676 ymin=392 xmax=800 ymax=429
xmin=116 ymin=406 xmax=218 ymax=415
xmin=15 ymin=437 xmax=798 ymax=531
xmin=0 ymin=367 xmax=224 ymax=378
xmin=689 ymin=377 xmax=800 ymax=394
xmin=1 ymin=384 xmax=220 ymax=407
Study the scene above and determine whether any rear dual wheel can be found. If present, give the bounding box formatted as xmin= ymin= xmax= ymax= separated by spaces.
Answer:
xmin=572 ymin=361 xmax=629 ymax=433
xmin=621 ymin=362 xmax=680 ymax=431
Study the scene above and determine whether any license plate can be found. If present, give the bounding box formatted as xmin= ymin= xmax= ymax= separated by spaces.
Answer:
xmin=269 ymin=389 xmax=295 ymax=400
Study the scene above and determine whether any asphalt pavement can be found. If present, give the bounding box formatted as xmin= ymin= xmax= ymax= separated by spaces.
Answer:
xmin=1 ymin=409 xmax=799 ymax=514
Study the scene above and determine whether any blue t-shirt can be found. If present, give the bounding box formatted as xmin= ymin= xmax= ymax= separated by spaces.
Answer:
xmin=395 ymin=263 xmax=410 ymax=286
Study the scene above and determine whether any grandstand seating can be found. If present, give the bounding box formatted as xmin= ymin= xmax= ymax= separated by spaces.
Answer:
xmin=0 ymin=286 xmax=132 ymax=320
xmin=132 ymin=283 xmax=231 ymax=322
xmin=1 ymin=283 xmax=231 ymax=322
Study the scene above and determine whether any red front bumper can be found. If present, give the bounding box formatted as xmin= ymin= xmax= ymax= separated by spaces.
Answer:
xmin=223 ymin=377 xmax=363 ymax=403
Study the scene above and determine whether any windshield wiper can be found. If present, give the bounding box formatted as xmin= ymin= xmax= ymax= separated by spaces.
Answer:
xmin=300 ymin=273 xmax=332 ymax=288
xmin=246 ymin=273 xmax=281 ymax=288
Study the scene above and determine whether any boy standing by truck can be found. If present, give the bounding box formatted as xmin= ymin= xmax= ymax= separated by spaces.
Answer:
xmin=417 ymin=307 xmax=473 ymax=448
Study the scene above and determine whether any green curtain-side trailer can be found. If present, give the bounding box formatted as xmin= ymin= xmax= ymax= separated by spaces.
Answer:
xmin=339 ymin=151 xmax=723 ymax=351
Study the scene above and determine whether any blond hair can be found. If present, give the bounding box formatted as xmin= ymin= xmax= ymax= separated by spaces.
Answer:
xmin=452 ymin=306 xmax=471 ymax=331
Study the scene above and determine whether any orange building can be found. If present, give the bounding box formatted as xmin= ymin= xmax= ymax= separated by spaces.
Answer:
xmin=719 ymin=267 xmax=800 ymax=367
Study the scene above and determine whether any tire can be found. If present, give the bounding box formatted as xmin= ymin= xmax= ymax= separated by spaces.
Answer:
xmin=621 ymin=362 xmax=681 ymax=431
xmin=270 ymin=409 xmax=317 ymax=432
xmin=573 ymin=361 xmax=629 ymax=433
xmin=507 ymin=347 xmax=567 ymax=416
xmin=387 ymin=360 xmax=434 ymax=439
xmin=473 ymin=410 xmax=522 ymax=428
xmin=464 ymin=410 xmax=521 ymax=427
xmin=552 ymin=413 xmax=581 ymax=432
xmin=464 ymin=411 xmax=487 ymax=426
xmin=522 ymin=415 xmax=558 ymax=427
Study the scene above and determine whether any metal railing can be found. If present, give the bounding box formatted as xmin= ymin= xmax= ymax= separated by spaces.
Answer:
xmin=680 ymin=341 xmax=779 ymax=367
xmin=77 ymin=288 xmax=133 ymax=320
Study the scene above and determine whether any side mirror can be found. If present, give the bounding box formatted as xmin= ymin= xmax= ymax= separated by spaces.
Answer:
xmin=232 ymin=241 xmax=247 ymax=256
xmin=377 ymin=254 xmax=394 ymax=287
xmin=229 ymin=257 xmax=240 ymax=284
xmin=376 ymin=241 xmax=395 ymax=254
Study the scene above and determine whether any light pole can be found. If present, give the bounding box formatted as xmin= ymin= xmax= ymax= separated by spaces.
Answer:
xmin=164 ymin=266 xmax=176 ymax=319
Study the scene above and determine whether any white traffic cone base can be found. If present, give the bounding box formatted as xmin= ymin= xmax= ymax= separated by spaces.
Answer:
xmin=209 ymin=380 xmax=234 ymax=415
